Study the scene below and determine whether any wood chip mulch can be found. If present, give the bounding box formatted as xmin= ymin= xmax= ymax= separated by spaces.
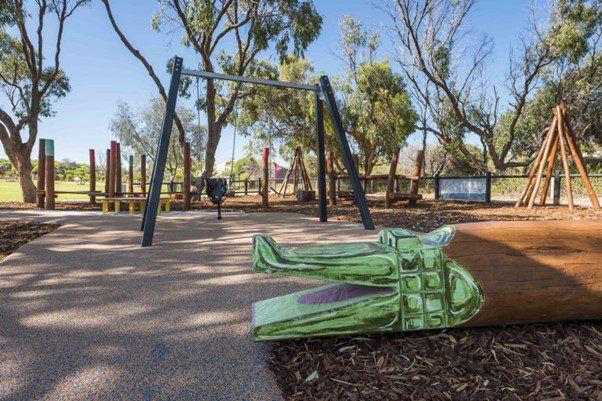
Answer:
xmin=271 ymin=322 xmax=602 ymax=401
xmin=0 ymin=220 xmax=60 ymax=262
xmin=2 ymin=196 xmax=599 ymax=233
xmin=2 ymin=197 xmax=601 ymax=401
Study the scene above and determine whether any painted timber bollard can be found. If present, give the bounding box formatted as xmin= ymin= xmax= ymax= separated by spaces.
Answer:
xmin=250 ymin=220 xmax=602 ymax=341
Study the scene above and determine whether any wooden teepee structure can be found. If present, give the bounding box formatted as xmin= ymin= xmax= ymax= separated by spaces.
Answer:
xmin=515 ymin=104 xmax=600 ymax=210
xmin=277 ymin=147 xmax=312 ymax=197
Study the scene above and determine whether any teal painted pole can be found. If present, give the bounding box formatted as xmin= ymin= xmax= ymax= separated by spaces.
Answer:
xmin=44 ymin=139 xmax=55 ymax=210
xmin=44 ymin=139 xmax=54 ymax=157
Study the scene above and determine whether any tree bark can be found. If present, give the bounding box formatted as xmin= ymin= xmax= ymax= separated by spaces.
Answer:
xmin=17 ymin=157 xmax=36 ymax=203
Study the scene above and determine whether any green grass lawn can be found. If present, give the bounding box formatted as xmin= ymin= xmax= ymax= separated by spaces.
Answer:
xmin=0 ymin=180 xmax=106 ymax=201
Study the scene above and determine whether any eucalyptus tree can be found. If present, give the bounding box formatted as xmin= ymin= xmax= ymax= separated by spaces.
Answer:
xmin=236 ymin=56 xmax=320 ymax=160
xmin=0 ymin=0 xmax=88 ymax=202
xmin=387 ymin=0 xmax=600 ymax=173
xmin=150 ymin=0 xmax=322 ymax=178
xmin=110 ymin=96 xmax=206 ymax=181
xmin=337 ymin=16 xmax=417 ymax=175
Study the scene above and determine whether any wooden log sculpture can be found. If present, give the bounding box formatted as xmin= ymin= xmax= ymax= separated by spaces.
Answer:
xmin=250 ymin=220 xmax=601 ymax=341
xmin=516 ymin=104 xmax=600 ymax=210
xmin=277 ymin=147 xmax=313 ymax=199
xmin=205 ymin=178 xmax=228 ymax=220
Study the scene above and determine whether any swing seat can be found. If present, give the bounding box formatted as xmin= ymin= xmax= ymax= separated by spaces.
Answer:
xmin=205 ymin=178 xmax=229 ymax=219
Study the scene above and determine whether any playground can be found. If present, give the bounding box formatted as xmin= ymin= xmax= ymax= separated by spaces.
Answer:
xmin=2 ymin=0 xmax=602 ymax=400
xmin=0 ymin=205 xmax=600 ymax=400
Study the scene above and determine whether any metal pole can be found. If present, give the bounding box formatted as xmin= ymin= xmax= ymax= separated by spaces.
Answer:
xmin=315 ymin=93 xmax=327 ymax=223
xmin=181 ymin=69 xmax=319 ymax=92
xmin=485 ymin=172 xmax=492 ymax=203
xmin=319 ymin=76 xmax=374 ymax=230
xmin=141 ymin=56 xmax=183 ymax=247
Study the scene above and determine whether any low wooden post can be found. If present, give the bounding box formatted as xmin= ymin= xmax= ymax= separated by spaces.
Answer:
xmin=409 ymin=150 xmax=425 ymax=205
xmin=553 ymin=170 xmax=561 ymax=206
xmin=44 ymin=139 xmax=55 ymax=210
xmin=115 ymin=142 xmax=122 ymax=196
xmin=128 ymin=155 xmax=134 ymax=195
xmin=36 ymin=138 xmax=46 ymax=209
xmin=140 ymin=154 xmax=147 ymax=196
xmin=326 ymin=150 xmax=336 ymax=206
xmin=244 ymin=178 xmax=248 ymax=195
xmin=434 ymin=174 xmax=441 ymax=200
xmin=385 ymin=147 xmax=400 ymax=208
xmin=89 ymin=149 xmax=96 ymax=204
xmin=183 ymin=142 xmax=191 ymax=210
xmin=109 ymin=141 xmax=116 ymax=198
xmin=262 ymin=147 xmax=269 ymax=207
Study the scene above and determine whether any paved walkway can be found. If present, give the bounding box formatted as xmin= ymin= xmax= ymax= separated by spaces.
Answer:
xmin=0 ymin=210 xmax=373 ymax=400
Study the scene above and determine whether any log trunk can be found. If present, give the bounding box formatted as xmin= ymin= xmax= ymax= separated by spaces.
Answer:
xmin=385 ymin=147 xmax=400 ymax=208
xmin=408 ymin=150 xmax=424 ymax=205
xmin=445 ymin=220 xmax=602 ymax=327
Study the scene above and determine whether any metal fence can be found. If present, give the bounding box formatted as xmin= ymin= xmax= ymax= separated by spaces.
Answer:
xmin=138 ymin=173 xmax=602 ymax=206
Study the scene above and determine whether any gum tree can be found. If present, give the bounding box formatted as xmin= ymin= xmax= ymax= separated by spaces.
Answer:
xmin=0 ymin=0 xmax=88 ymax=202
xmin=338 ymin=16 xmax=417 ymax=174
xmin=152 ymin=0 xmax=322 ymax=177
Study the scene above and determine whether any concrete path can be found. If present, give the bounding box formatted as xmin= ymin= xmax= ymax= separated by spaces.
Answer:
xmin=0 ymin=210 xmax=373 ymax=400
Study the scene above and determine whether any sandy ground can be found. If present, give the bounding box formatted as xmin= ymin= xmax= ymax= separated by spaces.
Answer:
xmin=0 ymin=210 xmax=373 ymax=401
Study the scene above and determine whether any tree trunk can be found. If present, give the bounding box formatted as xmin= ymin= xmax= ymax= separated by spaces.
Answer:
xmin=202 ymin=78 xmax=220 ymax=178
xmin=203 ymin=126 xmax=221 ymax=178
xmin=17 ymin=156 xmax=36 ymax=203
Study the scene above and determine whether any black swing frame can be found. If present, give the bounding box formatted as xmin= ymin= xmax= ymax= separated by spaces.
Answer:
xmin=141 ymin=56 xmax=374 ymax=247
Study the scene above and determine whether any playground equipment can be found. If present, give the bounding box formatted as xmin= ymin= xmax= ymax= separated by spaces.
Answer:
xmin=205 ymin=178 xmax=228 ymax=220
xmin=250 ymin=220 xmax=602 ymax=341
xmin=36 ymin=138 xmax=194 ymax=211
xmin=36 ymin=139 xmax=104 ymax=209
xmin=274 ymin=147 xmax=313 ymax=200
xmin=101 ymin=196 xmax=171 ymax=215
xmin=332 ymin=148 xmax=424 ymax=206
xmin=516 ymin=104 xmax=600 ymax=210
xmin=141 ymin=56 xmax=374 ymax=247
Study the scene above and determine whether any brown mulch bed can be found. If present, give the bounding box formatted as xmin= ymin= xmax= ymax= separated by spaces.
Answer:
xmin=271 ymin=322 xmax=602 ymax=401
xmin=0 ymin=220 xmax=60 ymax=261
xmin=2 ymin=196 xmax=599 ymax=232
xmin=1 ymin=197 xmax=601 ymax=399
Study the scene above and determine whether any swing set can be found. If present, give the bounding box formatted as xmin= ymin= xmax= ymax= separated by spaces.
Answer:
xmin=140 ymin=56 xmax=374 ymax=247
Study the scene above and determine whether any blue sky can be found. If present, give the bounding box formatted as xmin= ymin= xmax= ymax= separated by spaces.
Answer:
xmin=1 ymin=0 xmax=534 ymax=164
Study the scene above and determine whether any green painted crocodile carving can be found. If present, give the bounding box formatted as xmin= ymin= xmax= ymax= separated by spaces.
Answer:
xmin=251 ymin=226 xmax=484 ymax=341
